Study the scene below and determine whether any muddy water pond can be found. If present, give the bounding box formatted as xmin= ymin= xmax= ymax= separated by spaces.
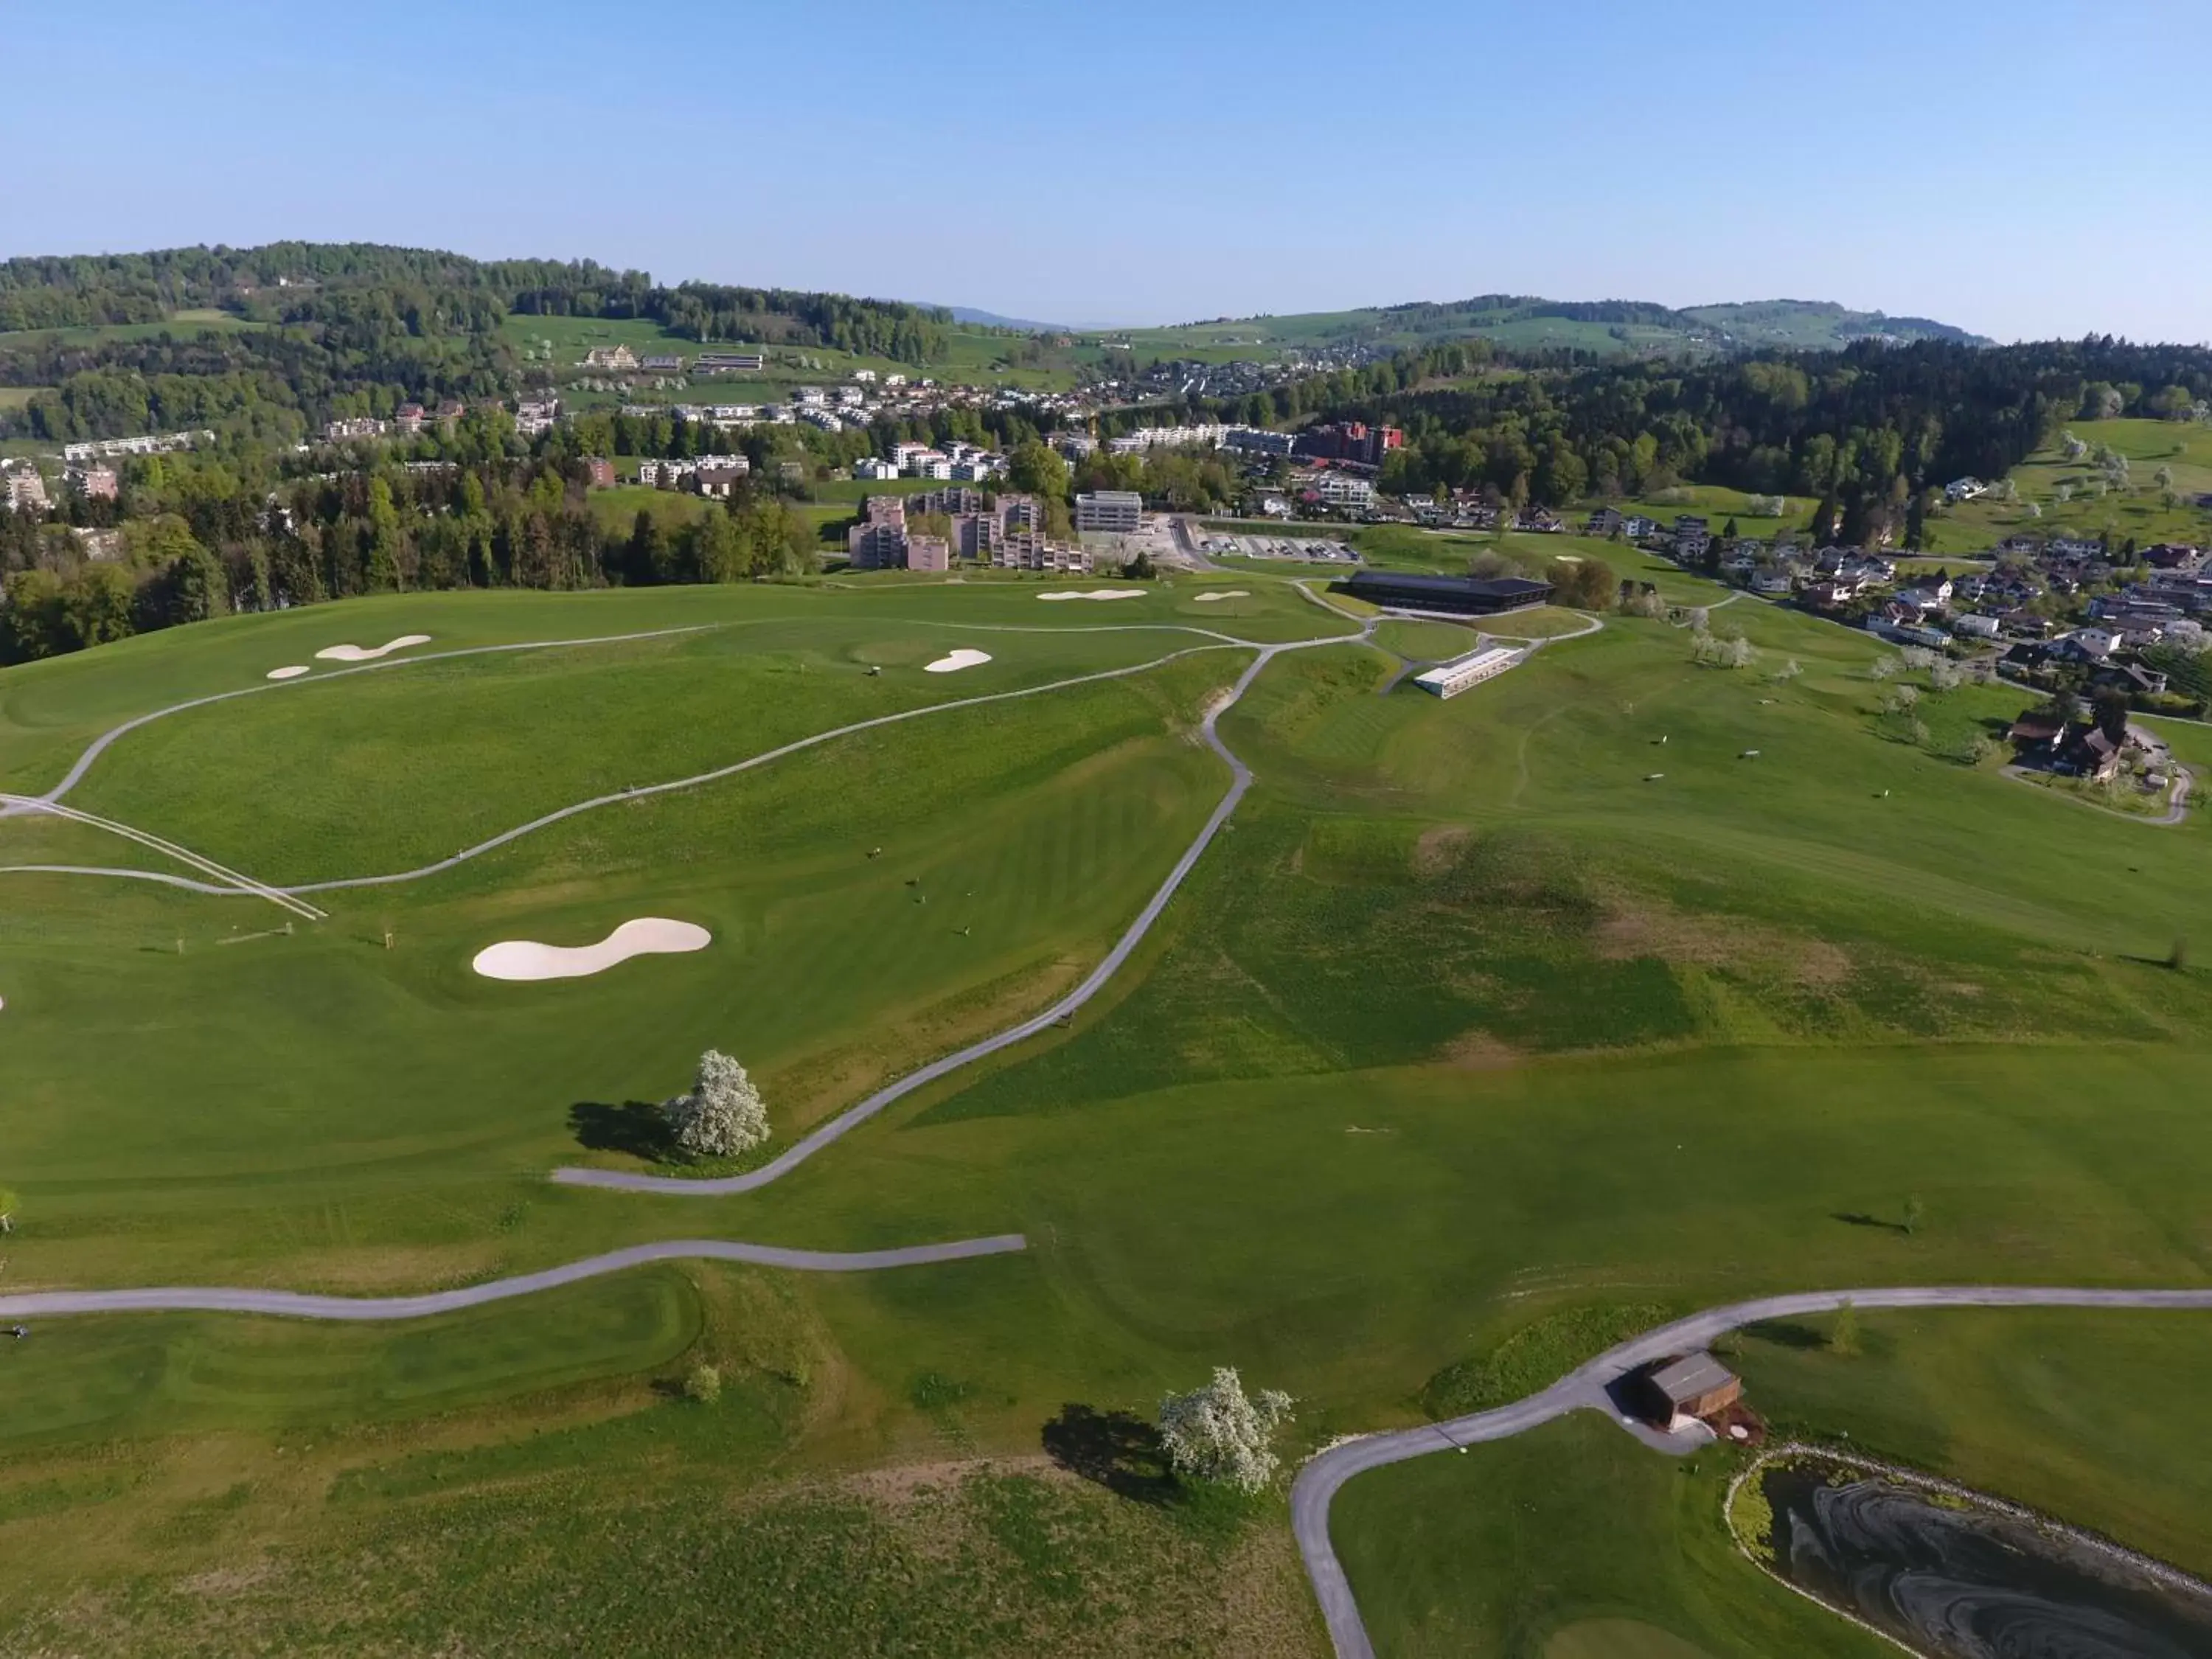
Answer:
xmin=1763 ymin=1458 xmax=2212 ymax=1658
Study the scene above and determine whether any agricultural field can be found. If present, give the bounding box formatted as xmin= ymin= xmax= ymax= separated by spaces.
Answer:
xmin=3 ymin=563 xmax=2211 ymax=1653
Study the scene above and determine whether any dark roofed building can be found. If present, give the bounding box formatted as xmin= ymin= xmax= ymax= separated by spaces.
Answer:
xmin=1339 ymin=569 xmax=1554 ymax=616
xmin=1644 ymin=1353 xmax=1742 ymax=1425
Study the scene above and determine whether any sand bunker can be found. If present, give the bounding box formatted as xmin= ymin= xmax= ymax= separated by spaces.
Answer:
xmin=923 ymin=648 xmax=992 ymax=673
xmin=1192 ymin=591 xmax=1251 ymax=603
xmin=472 ymin=918 xmax=711 ymax=982
xmin=316 ymin=634 xmax=433 ymax=662
xmin=265 ymin=665 xmax=311 ymax=681
xmin=1037 ymin=589 xmax=1148 ymax=602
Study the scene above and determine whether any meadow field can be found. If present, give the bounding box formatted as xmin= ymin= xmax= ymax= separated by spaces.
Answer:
xmin=1924 ymin=416 xmax=2212 ymax=552
xmin=3 ymin=564 xmax=2211 ymax=1654
xmin=501 ymin=313 xmax=1086 ymax=397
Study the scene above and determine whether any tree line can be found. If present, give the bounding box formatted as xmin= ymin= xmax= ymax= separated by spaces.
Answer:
xmin=0 ymin=436 xmax=815 ymax=665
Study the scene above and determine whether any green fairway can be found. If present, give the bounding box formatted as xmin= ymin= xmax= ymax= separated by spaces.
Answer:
xmin=5 ymin=565 xmax=2212 ymax=1651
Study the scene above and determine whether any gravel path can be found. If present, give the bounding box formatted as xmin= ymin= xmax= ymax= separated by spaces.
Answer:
xmin=1293 ymin=1283 xmax=2212 ymax=1659
xmin=0 ymin=1233 xmax=1030 ymax=1323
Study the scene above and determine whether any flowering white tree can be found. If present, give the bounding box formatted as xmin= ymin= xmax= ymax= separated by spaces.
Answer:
xmin=1158 ymin=1367 xmax=1295 ymax=1492
xmin=662 ymin=1050 xmax=770 ymax=1158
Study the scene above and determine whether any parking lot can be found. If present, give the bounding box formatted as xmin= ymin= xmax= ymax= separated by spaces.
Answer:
xmin=1195 ymin=532 xmax=1362 ymax=565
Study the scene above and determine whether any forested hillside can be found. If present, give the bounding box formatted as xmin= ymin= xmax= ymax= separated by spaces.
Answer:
xmin=0 ymin=243 xmax=954 ymax=442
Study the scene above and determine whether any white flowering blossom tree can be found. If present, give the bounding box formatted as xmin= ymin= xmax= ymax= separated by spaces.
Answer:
xmin=1691 ymin=631 xmax=1757 ymax=669
xmin=1158 ymin=1367 xmax=1295 ymax=1492
xmin=662 ymin=1049 xmax=770 ymax=1158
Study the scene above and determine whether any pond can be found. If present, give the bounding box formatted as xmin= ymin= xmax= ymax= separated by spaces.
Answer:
xmin=1762 ymin=1458 xmax=2212 ymax=1658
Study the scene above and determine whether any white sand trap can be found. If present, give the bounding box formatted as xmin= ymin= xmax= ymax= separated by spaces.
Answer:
xmin=923 ymin=648 xmax=992 ymax=673
xmin=316 ymin=633 xmax=433 ymax=662
xmin=1192 ymin=591 xmax=1251 ymax=603
xmin=265 ymin=665 xmax=311 ymax=681
xmin=1037 ymin=589 xmax=1148 ymax=602
xmin=472 ymin=918 xmax=711 ymax=982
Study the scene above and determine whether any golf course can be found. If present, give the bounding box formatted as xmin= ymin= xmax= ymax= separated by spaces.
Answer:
xmin=4 ymin=565 xmax=2211 ymax=1657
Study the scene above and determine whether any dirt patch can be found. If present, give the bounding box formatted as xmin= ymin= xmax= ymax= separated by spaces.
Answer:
xmin=1411 ymin=824 xmax=1472 ymax=877
xmin=1595 ymin=898 xmax=1856 ymax=991
xmin=1795 ymin=939 xmax=1853 ymax=990
xmin=176 ymin=1559 xmax=282 ymax=1600
xmin=1439 ymin=1030 xmax=1525 ymax=1070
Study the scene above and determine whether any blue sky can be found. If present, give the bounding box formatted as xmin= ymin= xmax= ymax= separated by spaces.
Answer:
xmin=7 ymin=0 xmax=2209 ymax=341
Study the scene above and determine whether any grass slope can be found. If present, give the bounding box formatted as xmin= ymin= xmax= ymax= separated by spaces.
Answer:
xmin=2 ymin=574 xmax=2210 ymax=1649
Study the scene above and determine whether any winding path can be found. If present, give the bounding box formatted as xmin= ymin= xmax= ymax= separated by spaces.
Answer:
xmin=0 ymin=622 xmax=721 ymax=819
xmin=0 ymin=620 xmax=1281 ymax=897
xmin=554 ymin=627 xmax=1358 ymax=1194
xmin=0 ymin=1234 xmax=1030 ymax=1324
xmin=1293 ymin=1283 xmax=2212 ymax=1659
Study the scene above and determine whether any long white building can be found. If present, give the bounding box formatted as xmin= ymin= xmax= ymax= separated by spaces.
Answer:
xmin=1413 ymin=644 xmax=1523 ymax=699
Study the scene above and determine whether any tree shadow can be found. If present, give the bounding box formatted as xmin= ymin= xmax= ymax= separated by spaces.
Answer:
xmin=1040 ymin=1404 xmax=1177 ymax=1506
xmin=568 ymin=1100 xmax=675 ymax=1161
xmin=1832 ymin=1211 xmax=1910 ymax=1234
xmin=1742 ymin=1319 xmax=1828 ymax=1351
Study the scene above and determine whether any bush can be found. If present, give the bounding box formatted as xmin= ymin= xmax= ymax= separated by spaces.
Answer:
xmin=683 ymin=1363 xmax=723 ymax=1404
xmin=1424 ymin=1304 xmax=1672 ymax=1417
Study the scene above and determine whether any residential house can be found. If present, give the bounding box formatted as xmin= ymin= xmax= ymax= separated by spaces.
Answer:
xmin=1952 ymin=612 xmax=2002 ymax=641
xmin=2092 ymin=661 xmax=2168 ymax=698
xmin=1749 ymin=566 xmax=1795 ymax=597
xmin=514 ymin=397 xmax=561 ymax=437
xmin=393 ymin=403 xmax=426 ymax=436
xmin=1944 ymin=476 xmax=1988 ymax=503
xmin=580 ymin=457 xmax=616 ymax=490
xmin=2006 ymin=709 xmax=2068 ymax=761
xmin=582 ymin=344 xmax=639 ymax=371
xmin=1585 ymin=507 xmax=1625 ymax=538
xmin=695 ymin=462 xmax=748 ymax=499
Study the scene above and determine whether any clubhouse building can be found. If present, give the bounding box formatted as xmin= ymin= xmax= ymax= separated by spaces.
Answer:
xmin=1338 ymin=570 xmax=1554 ymax=616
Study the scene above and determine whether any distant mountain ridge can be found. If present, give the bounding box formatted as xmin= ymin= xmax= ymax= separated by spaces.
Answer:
xmin=1105 ymin=293 xmax=1992 ymax=358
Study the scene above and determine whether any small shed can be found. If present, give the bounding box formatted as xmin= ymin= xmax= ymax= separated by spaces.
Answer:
xmin=1645 ymin=1353 xmax=1742 ymax=1426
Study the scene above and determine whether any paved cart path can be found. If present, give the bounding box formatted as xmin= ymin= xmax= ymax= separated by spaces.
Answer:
xmin=0 ymin=1234 xmax=1031 ymax=1323
xmin=554 ymin=625 xmax=1360 ymax=1196
xmin=0 ymin=620 xmax=1279 ymax=896
xmin=1293 ymin=1283 xmax=2212 ymax=1659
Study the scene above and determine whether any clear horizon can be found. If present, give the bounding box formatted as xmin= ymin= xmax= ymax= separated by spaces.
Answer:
xmin=7 ymin=0 xmax=2210 ymax=346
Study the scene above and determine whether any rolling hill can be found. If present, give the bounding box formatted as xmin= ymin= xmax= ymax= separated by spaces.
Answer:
xmin=1099 ymin=293 xmax=1991 ymax=360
